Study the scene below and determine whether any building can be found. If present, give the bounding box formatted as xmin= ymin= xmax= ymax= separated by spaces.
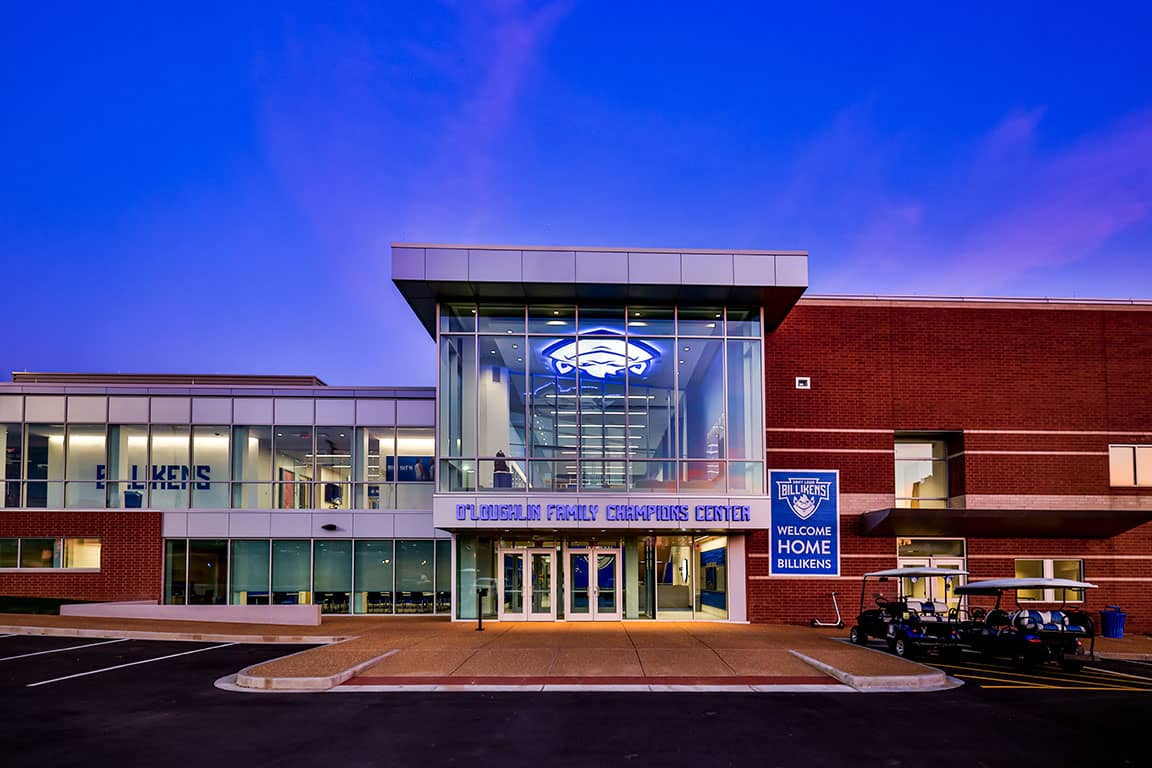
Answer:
xmin=2 ymin=244 xmax=1150 ymax=629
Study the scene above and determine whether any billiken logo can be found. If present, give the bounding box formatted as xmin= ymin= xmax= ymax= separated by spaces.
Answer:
xmin=776 ymin=477 xmax=832 ymax=521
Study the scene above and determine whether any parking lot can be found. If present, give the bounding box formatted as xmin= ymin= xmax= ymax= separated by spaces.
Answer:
xmin=1 ymin=632 xmax=1149 ymax=767
xmin=930 ymin=650 xmax=1152 ymax=692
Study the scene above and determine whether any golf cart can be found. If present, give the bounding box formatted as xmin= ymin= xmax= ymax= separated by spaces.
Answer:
xmin=848 ymin=567 xmax=968 ymax=658
xmin=952 ymin=578 xmax=1097 ymax=672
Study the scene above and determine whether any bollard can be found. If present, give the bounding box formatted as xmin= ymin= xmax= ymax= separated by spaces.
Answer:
xmin=476 ymin=587 xmax=488 ymax=631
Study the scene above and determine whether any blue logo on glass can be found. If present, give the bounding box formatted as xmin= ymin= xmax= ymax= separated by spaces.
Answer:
xmin=541 ymin=329 xmax=660 ymax=380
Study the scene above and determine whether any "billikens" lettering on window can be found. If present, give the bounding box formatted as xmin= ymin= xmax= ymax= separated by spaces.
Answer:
xmin=94 ymin=465 xmax=212 ymax=490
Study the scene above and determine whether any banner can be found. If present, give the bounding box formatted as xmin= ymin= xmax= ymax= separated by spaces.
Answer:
xmin=769 ymin=470 xmax=840 ymax=576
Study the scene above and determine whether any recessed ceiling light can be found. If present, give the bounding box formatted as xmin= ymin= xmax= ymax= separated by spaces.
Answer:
xmin=553 ymin=310 xmax=560 ymax=315
xmin=546 ymin=320 xmax=567 ymax=326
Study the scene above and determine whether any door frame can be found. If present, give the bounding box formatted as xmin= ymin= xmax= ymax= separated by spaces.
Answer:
xmin=497 ymin=548 xmax=556 ymax=621
xmin=564 ymin=546 xmax=622 ymax=621
xmin=896 ymin=555 xmax=966 ymax=607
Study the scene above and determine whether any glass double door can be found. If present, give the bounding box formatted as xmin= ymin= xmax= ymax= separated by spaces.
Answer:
xmin=565 ymin=547 xmax=622 ymax=621
xmin=498 ymin=549 xmax=556 ymax=621
xmin=898 ymin=557 xmax=966 ymax=609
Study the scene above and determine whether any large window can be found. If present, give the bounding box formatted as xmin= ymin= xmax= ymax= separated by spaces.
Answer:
xmin=1109 ymin=445 xmax=1152 ymax=487
xmin=0 ymin=537 xmax=101 ymax=570
xmin=1015 ymin=558 xmax=1085 ymax=602
xmin=894 ymin=439 xmax=948 ymax=508
xmin=438 ymin=305 xmax=764 ymax=494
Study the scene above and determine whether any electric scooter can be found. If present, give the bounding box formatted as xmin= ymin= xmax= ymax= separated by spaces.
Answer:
xmin=810 ymin=591 xmax=845 ymax=628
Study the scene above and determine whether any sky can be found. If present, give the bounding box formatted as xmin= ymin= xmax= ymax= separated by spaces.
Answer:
xmin=3 ymin=1 xmax=1151 ymax=385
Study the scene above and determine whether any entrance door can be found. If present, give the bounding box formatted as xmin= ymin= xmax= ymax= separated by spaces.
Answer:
xmin=565 ymin=547 xmax=622 ymax=621
xmin=898 ymin=557 xmax=966 ymax=608
xmin=498 ymin=549 xmax=556 ymax=621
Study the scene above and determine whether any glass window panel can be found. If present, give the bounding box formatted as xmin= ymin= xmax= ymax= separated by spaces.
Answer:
xmin=357 ymin=427 xmax=394 ymax=483
xmin=231 ymin=540 xmax=270 ymax=604
xmin=164 ymin=539 xmax=187 ymax=604
xmin=528 ymin=305 xmax=575 ymax=333
xmin=0 ymin=539 xmax=17 ymax=568
xmin=2 ymin=424 xmax=22 ymax=480
xmin=680 ymin=461 xmax=726 ymax=492
xmin=192 ymin=424 xmax=229 ymax=488
xmin=354 ymin=540 xmax=394 ymax=614
xmin=477 ymin=336 xmax=527 ymax=470
xmin=231 ymin=426 xmax=272 ymax=482
xmin=356 ymin=483 xmax=395 ymax=509
xmin=578 ymin=332 xmax=628 ymax=459
xmin=25 ymin=424 xmax=64 ymax=481
xmin=578 ymin=306 xmax=625 ymax=332
xmin=726 ymin=340 xmax=763 ymax=459
xmin=625 ymin=307 xmax=674 ymax=336
xmin=396 ymin=428 xmax=435 ymax=482
xmin=1015 ymin=559 xmax=1045 ymax=601
xmin=107 ymin=425 xmax=148 ymax=507
xmin=527 ymin=336 xmax=578 ymax=459
xmin=24 ymin=481 xmax=62 ymax=508
xmin=191 ymin=484 xmax=229 ymax=509
xmin=1 ymin=481 xmax=18 ymax=508
xmin=1137 ymin=446 xmax=1152 ymax=487
xmin=20 ymin=538 xmax=59 ymax=568
xmin=440 ymin=302 xmax=477 ymax=333
xmin=274 ymin=427 xmax=313 ymax=485
xmin=1108 ymin=444 xmax=1135 ymax=486
xmin=1053 ymin=559 xmax=1084 ymax=602
xmin=66 ymin=483 xmax=104 ymax=508
xmin=678 ymin=339 xmax=724 ymax=458
xmin=629 ymin=337 xmax=675 ymax=460
xmin=232 ymin=483 xmax=274 ymax=509
xmin=581 ymin=460 xmax=627 ymax=490
xmin=150 ymin=425 xmax=190 ymax=509
xmin=727 ymin=461 xmax=763 ymax=495
xmin=456 ymin=536 xmax=495 ymax=620
xmin=896 ymin=538 xmax=965 ymax=558
xmin=529 ymin=460 xmax=578 ymax=491
xmin=61 ymin=537 xmax=101 ymax=568
xmin=478 ymin=459 xmax=526 ymax=490
xmin=628 ymin=460 xmax=676 ymax=492
xmin=439 ymin=335 xmax=477 ymax=459
xmin=895 ymin=441 xmax=946 ymax=460
xmin=435 ymin=539 xmax=451 ymax=613
xmin=276 ymin=480 xmax=312 ymax=509
xmin=315 ymin=427 xmax=352 ymax=510
xmin=272 ymin=540 xmax=312 ymax=604
xmin=395 ymin=540 xmax=434 ymax=613
xmin=188 ymin=539 xmax=227 ymax=605
xmin=313 ymin=540 xmax=352 ymax=614
xmin=396 ymin=483 xmax=433 ymax=510
xmin=439 ymin=460 xmax=476 ymax=491
xmin=477 ymin=304 xmax=525 ymax=334
xmin=726 ymin=307 xmax=762 ymax=337
xmin=66 ymin=424 xmax=106 ymax=482
xmin=696 ymin=537 xmax=728 ymax=619
xmin=677 ymin=307 xmax=724 ymax=336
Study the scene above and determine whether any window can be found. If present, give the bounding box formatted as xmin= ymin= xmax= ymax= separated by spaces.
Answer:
xmin=894 ymin=439 xmax=948 ymax=508
xmin=1109 ymin=445 xmax=1152 ymax=487
xmin=0 ymin=537 xmax=101 ymax=570
xmin=1015 ymin=558 xmax=1085 ymax=602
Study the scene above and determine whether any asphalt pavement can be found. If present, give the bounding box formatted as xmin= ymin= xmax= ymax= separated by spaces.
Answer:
xmin=0 ymin=634 xmax=1147 ymax=767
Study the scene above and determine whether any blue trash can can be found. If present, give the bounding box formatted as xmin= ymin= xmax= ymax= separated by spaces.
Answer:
xmin=1100 ymin=606 xmax=1127 ymax=639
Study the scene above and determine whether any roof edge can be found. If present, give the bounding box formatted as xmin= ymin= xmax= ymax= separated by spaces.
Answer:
xmin=393 ymin=242 xmax=808 ymax=256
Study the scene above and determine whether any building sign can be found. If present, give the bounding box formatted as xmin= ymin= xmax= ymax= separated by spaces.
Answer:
xmin=434 ymin=496 xmax=768 ymax=530
xmin=386 ymin=456 xmax=434 ymax=482
xmin=542 ymin=330 xmax=661 ymax=379
xmin=94 ymin=464 xmax=212 ymax=490
xmin=769 ymin=470 xmax=840 ymax=577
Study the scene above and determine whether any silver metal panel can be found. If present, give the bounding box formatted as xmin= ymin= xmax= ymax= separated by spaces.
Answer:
xmin=774 ymin=254 xmax=809 ymax=286
xmin=311 ymin=512 xmax=353 ymax=537
xmin=150 ymin=397 xmax=191 ymax=423
xmin=228 ymin=513 xmax=272 ymax=538
xmin=25 ymin=395 xmax=66 ymax=422
xmin=315 ymin=398 xmax=355 ymax=425
xmin=523 ymin=250 xmax=576 ymax=283
xmin=732 ymin=253 xmax=777 ymax=286
xmin=352 ymin=513 xmax=396 ymax=537
xmin=628 ymin=251 xmax=681 ymax=285
xmin=270 ymin=512 xmax=312 ymax=537
xmin=162 ymin=512 xmax=188 ymax=538
xmin=232 ymin=397 xmax=274 ymax=424
xmin=424 ymin=248 xmax=469 ymax=281
xmin=391 ymin=247 xmax=426 ymax=280
xmin=66 ymin=396 xmax=107 ymax=422
xmin=187 ymin=512 xmax=229 ymax=537
xmin=355 ymin=399 xmax=396 ymax=426
xmin=273 ymin=398 xmax=314 ymax=425
xmin=468 ymin=249 xmax=522 ymax=282
xmin=0 ymin=395 xmax=21 ymax=422
xmin=192 ymin=398 xmax=232 ymax=424
xmin=395 ymin=399 xmax=435 ymax=426
xmin=575 ymin=251 xmax=629 ymax=283
xmin=394 ymin=512 xmax=437 ymax=537
xmin=680 ymin=253 xmax=734 ymax=285
xmin=108 ymin=397 xmax=149 ymax=423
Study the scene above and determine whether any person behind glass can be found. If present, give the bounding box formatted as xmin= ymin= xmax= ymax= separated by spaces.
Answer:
xmin=494 ymin=450 xmax=512 ymax=488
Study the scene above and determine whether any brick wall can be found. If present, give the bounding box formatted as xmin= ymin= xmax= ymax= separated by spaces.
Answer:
xmin=754 ymin=300 xmax=1152 ymax=631
xmin=0 ymin=511 xmax=163 ymax=602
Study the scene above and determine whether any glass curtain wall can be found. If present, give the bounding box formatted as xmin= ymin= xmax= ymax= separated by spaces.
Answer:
xmin=439 ymin=305 xmax=764 ymax=494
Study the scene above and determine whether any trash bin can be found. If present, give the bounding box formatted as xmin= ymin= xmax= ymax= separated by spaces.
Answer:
xmin=1100 ymin=606 xmax=1127 ymax=639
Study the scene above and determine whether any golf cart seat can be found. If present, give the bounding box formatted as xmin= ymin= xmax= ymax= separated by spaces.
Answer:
xmin=906 ymin=600 xmax=949 ymax=622
xmin=1012 ymin=609 xmax=1088 ymax=634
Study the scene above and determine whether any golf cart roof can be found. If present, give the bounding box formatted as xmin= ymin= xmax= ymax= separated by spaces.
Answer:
xmin=863 ymin=567 xmax=970 ymax=578
xmin=954 ymin=578 xmax=1098 ymax=595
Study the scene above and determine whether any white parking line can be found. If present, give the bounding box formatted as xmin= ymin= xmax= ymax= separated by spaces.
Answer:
xmin=0 ymin=638 xmax=129 ymax=662
xmin=26 ymin=643 xmax=237 ymax=688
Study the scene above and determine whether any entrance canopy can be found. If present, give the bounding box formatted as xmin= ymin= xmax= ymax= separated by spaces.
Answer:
xmin=860 ymin=506 xmax=1152 ymax=538
xmin=392 ymin=243 xmax=809 ymax=335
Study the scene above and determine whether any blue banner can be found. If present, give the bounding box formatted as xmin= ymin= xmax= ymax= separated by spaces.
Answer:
xmin=769 ymin=470 xmax=840 ymax=576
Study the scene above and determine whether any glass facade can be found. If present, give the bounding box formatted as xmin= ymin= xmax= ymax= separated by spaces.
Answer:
xmin=0 ymin=423 xmax=433 ymax=510
xmin=438 ymin=304 xmax=764 ymax=494
xmin=0 ymin=537 xmax=101 ymax=569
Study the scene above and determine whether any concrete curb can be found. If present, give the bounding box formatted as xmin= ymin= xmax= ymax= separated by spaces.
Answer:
xmin=790 ymin=649 xmax=960 ymax=692
xmin=0 ymin=624 xmax=345 ymax=645
xmin=1096 ymin=652 xmax=1152 ymax=662
xmin=235 ymin=648 xmax=400 ymax=691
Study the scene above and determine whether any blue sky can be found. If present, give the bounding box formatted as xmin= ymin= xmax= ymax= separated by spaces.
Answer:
xmin=3 ymin=2 xmax=1150 ymax=385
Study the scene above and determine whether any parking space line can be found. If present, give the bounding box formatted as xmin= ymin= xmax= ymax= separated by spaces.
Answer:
xmin=26 ymin=643 xmax=237 ymax=688
xmin=0 ymin=638 xmax=129 ymax=662
xmin=952 ymin=674 xmax=1053 ymax=688
xmin=1084 ymin=667 xmax=1152 ymax=683
xmin=934 ymin=662 xmax=1136 ymax=689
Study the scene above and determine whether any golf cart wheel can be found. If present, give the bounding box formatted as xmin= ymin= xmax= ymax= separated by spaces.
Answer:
xmin=849 ymin=626 xmax=865 ymax=645
xmin=890 ymin=638 xmax=913 ymax=658
xmin=1060 ymin=660 xmax=1084 ymax=673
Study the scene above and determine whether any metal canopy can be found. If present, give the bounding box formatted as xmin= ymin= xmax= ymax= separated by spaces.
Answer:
xmin=955 ymin=578 xmax=1098 ymax=594
xmin=391 ymin=243 xmax=809 ymax=336
xmin=863 ymin=567 xmax=970 ymax=578
xmin=859 ymin=506 xmax=1152 ymax=538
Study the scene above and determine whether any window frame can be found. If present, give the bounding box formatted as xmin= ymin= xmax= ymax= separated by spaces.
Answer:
xmin=0 ymin=537 xmax=102 ymax=572
xmin=1013 ymin=557 xmax=1085 ymax=603
xmin=1108 ymin=444 xmax=1152 ymax=487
